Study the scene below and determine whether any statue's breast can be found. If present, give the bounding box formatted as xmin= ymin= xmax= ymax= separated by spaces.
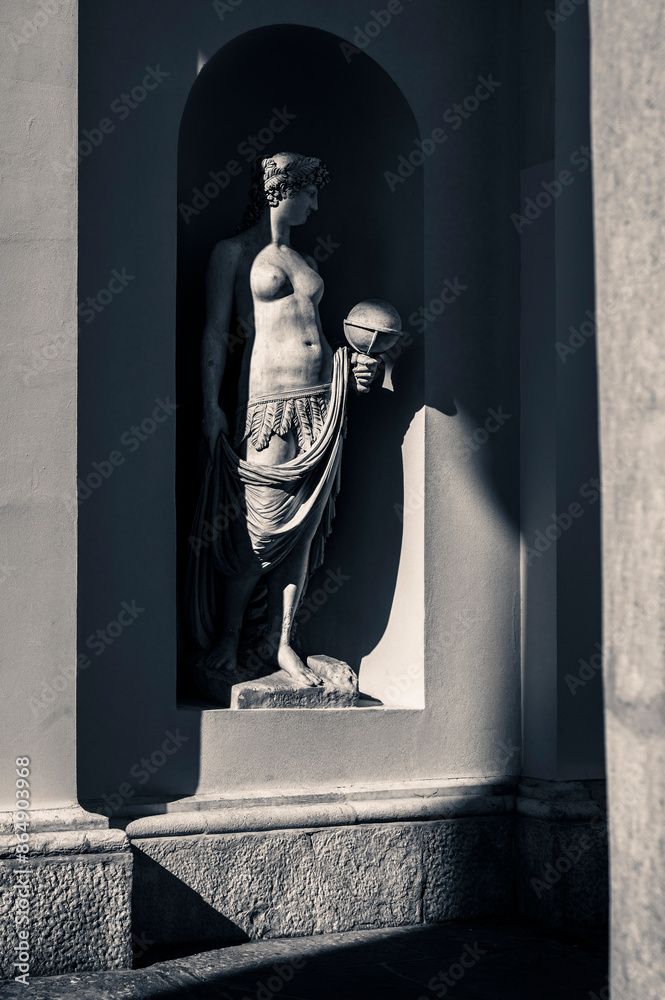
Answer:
xmin=250 ymin=262 xmax=295 ymax=302
xmin=251 ymin=251 xmax=324 ymax=306
xmin=292 ymin=261 xmax=324 ymax=304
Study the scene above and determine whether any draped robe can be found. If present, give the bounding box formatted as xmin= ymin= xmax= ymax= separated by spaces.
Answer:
xmin=186 ymin=346 xmax=349 ymax=650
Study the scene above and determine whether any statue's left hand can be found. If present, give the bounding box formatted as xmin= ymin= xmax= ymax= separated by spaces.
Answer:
xmin=350 ymin=353 xmax=380 ymax=394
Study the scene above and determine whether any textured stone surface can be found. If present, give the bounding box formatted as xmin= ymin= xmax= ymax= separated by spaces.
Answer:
xmin=231 ymin=655 xmax=359 ymax=709
xmin=0 ymin=851 xmax=132 ymax=978
xmin=132 ymin=817 xmax=517 ymax=949
xmin=0 ymin=806 xmax=607 ymax=980
xmin=517 ymin=816 xmax=608 ymax=932
xmin=133 ymin=822 xmax=422 ymax=946
xmin=0 ymin=921 xmax=607 ymax=999
xmin=422 ymin=817 xmax=516 ymax=922
xmin=590 ymin=1 xmax=665 ymax=995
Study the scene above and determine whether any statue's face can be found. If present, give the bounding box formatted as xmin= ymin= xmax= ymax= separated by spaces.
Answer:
xmin=274 ymin=183 xmax=319 ymax=226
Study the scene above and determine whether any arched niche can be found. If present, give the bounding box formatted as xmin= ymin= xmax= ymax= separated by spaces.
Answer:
xmin=176 ymin=24 xmax=425 ymax=706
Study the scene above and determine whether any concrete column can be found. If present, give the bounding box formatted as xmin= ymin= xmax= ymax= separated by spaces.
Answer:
xmin=0 ymin=5 xmax=133 ymax=975
xmin=0 ymin=0 xmax=84 ymax=819
xmin=590 ymin=1 xmax=665 ymax=995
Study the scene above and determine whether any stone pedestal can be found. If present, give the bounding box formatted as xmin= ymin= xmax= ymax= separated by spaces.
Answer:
xmin=197 ymin=655 xmax=359 ymax=709
xmin=233 ymin=656 xmax=359 ymax=710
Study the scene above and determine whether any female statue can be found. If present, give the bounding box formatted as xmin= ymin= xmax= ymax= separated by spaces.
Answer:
xmin=186 ymin=153 xmax=377 ymax=693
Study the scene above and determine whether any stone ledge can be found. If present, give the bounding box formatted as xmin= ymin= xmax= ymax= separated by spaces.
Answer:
xmin=516 ymin=797 xmax=603 ymax=820
xmin=124 ymin=792 xmax=515 ymax=839
xmin=0 ymin=828 xmax=129 ymax=859
xmin=0 ymin=804 xmax=109 ymax=836
xmin=519 ymin=777 xmax=606 ymax=803
xmin=517 ymin=778 xmax=606 ymax=821
xmin=83 ymin=776 xmax=518 ymax=821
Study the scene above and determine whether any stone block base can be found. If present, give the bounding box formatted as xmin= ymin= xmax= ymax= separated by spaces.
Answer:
xmin=0 ymin=781 xmax=608 ymax=977
xmin=192 ymin=654 xmax=359 ymax=709
xmin=233 ymin=655 xmax=359 ymax=709
xmin=132 ymin=816 xmax=515 ymax=948
xmin=0 ymin=830 xmax=132 ymax=978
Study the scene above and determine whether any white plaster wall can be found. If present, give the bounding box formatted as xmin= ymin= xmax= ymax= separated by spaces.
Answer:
xmin=0 ymin=0 xmax=78 ymax=811
xmin=359 ymin=406 xmax=424 ymax=709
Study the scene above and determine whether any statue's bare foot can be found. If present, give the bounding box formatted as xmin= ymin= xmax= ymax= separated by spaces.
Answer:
xmin=199 ymin=631 xmax=241 ymax=683
xmin=277 ymin=644 xmax=324 ymax=686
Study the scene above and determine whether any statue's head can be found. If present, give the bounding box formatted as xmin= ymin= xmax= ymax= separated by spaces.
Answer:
xmin=239 ymin=152 xmax=329 ymax=231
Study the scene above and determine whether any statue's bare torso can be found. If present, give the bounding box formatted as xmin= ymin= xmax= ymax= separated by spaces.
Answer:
xmin=248 ymin=242 xmax=332 ymax=399
xmin=207 ymin=229 xmax=332 ymax=411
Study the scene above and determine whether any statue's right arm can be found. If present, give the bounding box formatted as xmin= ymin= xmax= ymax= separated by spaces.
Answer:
xmin=201 ymin=241 xmax=241 ymax=456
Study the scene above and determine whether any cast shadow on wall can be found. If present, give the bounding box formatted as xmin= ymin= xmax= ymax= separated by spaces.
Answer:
xmin=175 ymin=25 xmax=425 ymax=695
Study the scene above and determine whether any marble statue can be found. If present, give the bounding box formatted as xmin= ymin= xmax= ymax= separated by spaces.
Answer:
xmin=186 ymin=152 xmax=403 ymax=707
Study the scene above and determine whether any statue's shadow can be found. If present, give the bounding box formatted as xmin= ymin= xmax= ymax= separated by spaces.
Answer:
xmin=296 ymin=350 xmax=425 ymax=690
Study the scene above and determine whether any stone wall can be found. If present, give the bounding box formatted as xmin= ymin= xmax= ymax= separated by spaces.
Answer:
xmin=0 ymin=779 xmax=607 ymax=976
xmin=0 ymin=831 xmax=132 ymax=978
xmin=590 ymin=0 xmax=665 ymax=995
xmin=133 ymin=818 xmax=515 ymax=948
